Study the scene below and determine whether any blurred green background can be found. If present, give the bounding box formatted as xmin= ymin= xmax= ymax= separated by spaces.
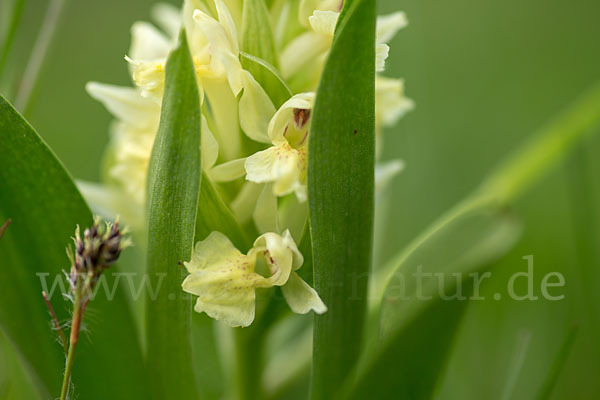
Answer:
xmin=2 ymin=0 xmax=600 ymax=398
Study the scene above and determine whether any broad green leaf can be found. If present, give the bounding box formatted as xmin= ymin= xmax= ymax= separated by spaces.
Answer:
xmin=240 ymin=52 xmax=292 ymax=108
xmin=0 ymin=333 xmax=40 ymax=400
xmin=241 ymin=0 xmax=279 ymax=102
xmin=0 ymin=95 xmax=148 ymax=400
xmin=145 ymin=31 xmax=201 ymax=400
xmin=307 ymin=0 xmax=376 ymax=398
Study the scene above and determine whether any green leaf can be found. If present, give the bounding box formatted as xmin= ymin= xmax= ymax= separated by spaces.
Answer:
xmin=145 ymin=30 xmax=201 ymax=400
xmin=378 ymin=200 xmax=521 ymax=337
xmin=307 ymin=0 xmax=376 ymax=398
xmin=0 ymin=95 xmax=148 ymax=400
xmin=478 ymin=81 xmax=600 ymax=206
xmin=240 ymin=52 xmax=292 ymax=108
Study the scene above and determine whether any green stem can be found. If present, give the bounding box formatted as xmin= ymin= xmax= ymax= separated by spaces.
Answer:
xmin=478 ymin=81 xmax=600 ymax=206
xmin=14 ymin=0 xmax=67 ymax=114
xmin=42 ymin=290 xmax=68 ymax=355
xmin=373 ymin=80 xmax=600 ymax=338
xmin=233 ymin=316 xmax=267 ymax=400
xmin=0 ymin=0 xmax=26 ymax=80
xmin=0 ymin=219 xmax=11 ymax=240
xmin=60 ymin=278 xmax=85 ymax=400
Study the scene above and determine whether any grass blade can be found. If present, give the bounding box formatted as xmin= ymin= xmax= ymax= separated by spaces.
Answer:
xmin=145 ymin=30 xmax=201 ymax=400
xmin=308 ymin=0 xmax=376 ymax=398
xmin=0 ymin=0 xmax=26 ymax=80
xmin=536 ymin=324 xmax=579 ymax=400
xmin=347 ymin=204 xmax=521 ymax=400
xmin=345 ymin=81 xmax=600 ymax=398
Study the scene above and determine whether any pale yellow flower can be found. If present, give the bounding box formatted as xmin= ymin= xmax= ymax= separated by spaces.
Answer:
xmin=245 ymin=93 xmax=315 ymax=202
xmin=124 ymin=0 xmax=275 ymax=149
xmin=182 ymin=230 xmax=326 ymax=327
xmin=84 ymin=81 xmax=218 ymax=227
xmin=376 ymin=76 xmax=414 ymax=129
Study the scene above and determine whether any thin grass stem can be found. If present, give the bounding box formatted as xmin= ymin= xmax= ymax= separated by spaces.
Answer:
xmin=0 ymin=219 xmax=11 ymax=240
xmin=14 ymin=0 xmax=67 ymax=114
xmin=42 ymin=290 xmax=68 ymax=355
xmin=0 ymin=0 xmax=26 ymax=80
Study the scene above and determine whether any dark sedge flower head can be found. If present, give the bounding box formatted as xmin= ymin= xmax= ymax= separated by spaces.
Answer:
xmin=67 ymin=216 xmax=130 ymax=288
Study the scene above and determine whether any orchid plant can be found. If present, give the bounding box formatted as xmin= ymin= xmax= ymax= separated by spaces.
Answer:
xmin=1 ymin=0 xmax=600 ymax=399
xmin=83 ymin=0 xmax=411 ymax=329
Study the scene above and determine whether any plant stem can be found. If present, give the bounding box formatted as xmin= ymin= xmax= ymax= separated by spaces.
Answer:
xmin=14 ymin=0 xmax=67 ymax=114
xmin=233 ymin=324 xmax=264 ymax=400
xmin=60 ymin=278 xmax=84 ymax=400
xmin=0 ymin=219 xmax=11 ymax=240
xmin=42 ymin=290 xmax=68 ymax=355
xmin=0 ymin=0 xmax=26 ymax=80
xmin=478 ymin=81 xmax=600 ymax=207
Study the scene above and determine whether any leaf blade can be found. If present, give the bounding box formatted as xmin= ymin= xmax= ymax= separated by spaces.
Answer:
xmin=145 ymin=30 xmax=201 ymax=400
xmin=0 ymin=95 xmax=149 ymax=400
xmin=307 ymin=0 xmax=376 ymax=398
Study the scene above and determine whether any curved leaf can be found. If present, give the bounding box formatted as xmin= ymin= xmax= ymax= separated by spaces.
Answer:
xmin=345 ymin=81 xmax=600 ymax=399
xmin=0 ymin=95 xmax=148 ymax=400
xmin=347 ymin=202 xmax=521 ymax=399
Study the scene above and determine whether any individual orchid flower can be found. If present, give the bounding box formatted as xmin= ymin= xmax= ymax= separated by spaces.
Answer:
xmin=374 ymin=11 xmax=408 ymax=72
xmin=182 ymin=230 xmax=326 ymax=327
xmin=280 ymin=9 xmax=339 ymax=82
xmin=245 ymin=93 xmax=315 ymax=202
xmin=281 ymin=6 xmax=407 ymax=81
